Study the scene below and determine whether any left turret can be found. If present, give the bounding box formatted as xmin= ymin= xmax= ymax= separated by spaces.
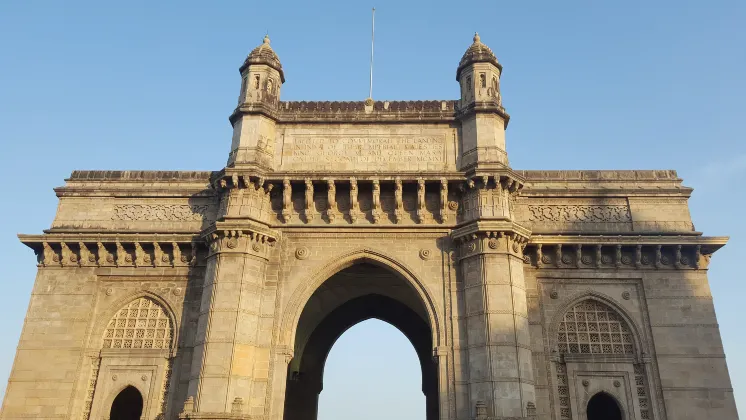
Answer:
xmin=228 ymin=35 xmax=285 ymax=169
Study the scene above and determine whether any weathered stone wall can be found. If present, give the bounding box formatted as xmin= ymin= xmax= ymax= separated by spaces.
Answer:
xmin=523 ymin=261 xmax=737 ymax=420
xmin=2 ymin=167 xmax=737 ymax=420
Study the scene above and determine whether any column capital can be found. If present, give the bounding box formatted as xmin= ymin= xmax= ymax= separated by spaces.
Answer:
xmin=201 ymin=221 xmax=279 ymax=259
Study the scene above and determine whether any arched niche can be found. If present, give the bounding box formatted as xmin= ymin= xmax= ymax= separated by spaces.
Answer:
xmin=551 ymin=295 xmax=653 ymax=420
xmin=587 ymin=392 xmax=623 ymax=420
xmin=109 ymin=385 xmax=144 ymax=420
xmin=87 ymin=295 xmax=175 ymax=420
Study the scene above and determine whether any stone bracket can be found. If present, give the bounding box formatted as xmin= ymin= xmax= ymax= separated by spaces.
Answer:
xmin=19 ymin=233 xmax=203 ymax=268
xmin=524 ymin=235 xmax=727 ymax=270
xmin=201 ymin=221 xmax=279 ymax=258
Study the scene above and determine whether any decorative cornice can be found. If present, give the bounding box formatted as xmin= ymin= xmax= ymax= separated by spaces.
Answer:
xmin=517 ymin=169 xmax=681 ymax=182
xmin=454 ymin=100 xmax=510 ymax=124
xmin=451 ymin=220 xmax=532 ymax=243
xmin=277 ymin=100 xmax=458 ymax=123
xmin=524 ymin=237 xmax=726 ymax=270
xmin=18 ymin=233 xmax=204 ymax=268
xmin=528 ymin=234 xmax=726 ymax=247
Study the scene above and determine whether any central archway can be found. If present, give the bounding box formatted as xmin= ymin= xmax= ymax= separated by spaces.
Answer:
xmin=283 ymin=262 xmax=438 ymax=420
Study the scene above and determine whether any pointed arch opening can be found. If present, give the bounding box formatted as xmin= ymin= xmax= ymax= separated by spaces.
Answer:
xmin=109 ymin=386 xmax=143 ymax=420
xmin=587 ymin=392 xmax=622 ymax=420
xmin=318 ymin=319 xmax=425 ymax=420
xmin=284 ymin=262 xmax=437 ymax=420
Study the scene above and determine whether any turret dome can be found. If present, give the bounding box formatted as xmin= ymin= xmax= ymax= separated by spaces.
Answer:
xmin=240 ymin=35 xmax=285 ymax=82
xmin=457 ymin=33 xmax=501 ymax=81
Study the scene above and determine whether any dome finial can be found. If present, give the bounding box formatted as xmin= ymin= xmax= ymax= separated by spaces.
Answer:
xmin=263 ymin=34 xmax=270 ymax=45
xmin=473 ymin=32 xmax=480 ymax=43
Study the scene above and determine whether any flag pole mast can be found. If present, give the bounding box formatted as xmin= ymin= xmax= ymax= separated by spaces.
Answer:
xmin=369 ymin=7 xmax=375 ymax=100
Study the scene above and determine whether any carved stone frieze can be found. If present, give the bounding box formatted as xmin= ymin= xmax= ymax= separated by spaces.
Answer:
xmin=527 ymin=205 xmax=631 ymax=223
xmin=112 ymin=204 xmax=212 ymax=222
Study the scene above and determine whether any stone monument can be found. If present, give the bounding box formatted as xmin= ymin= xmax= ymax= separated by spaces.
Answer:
xmin=0 ymin=33 xmax=737 ymax=420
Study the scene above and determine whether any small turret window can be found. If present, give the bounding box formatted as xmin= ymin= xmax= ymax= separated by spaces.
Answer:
xmin=467 ymin=77 xmax=472 ymax=91
xmin=254 ymin=75 xmax=260 ymax=89
xmin=239 ymin=77 xmax=247 ymax=103
xmin=480 ymin=73 xmax=486 ymax=88
xmin=492 ymin=76 xmax=498 ymax=91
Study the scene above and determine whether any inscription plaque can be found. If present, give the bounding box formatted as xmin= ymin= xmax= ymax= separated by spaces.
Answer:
xmin=283 ymin=135 xmax=446 ymax=169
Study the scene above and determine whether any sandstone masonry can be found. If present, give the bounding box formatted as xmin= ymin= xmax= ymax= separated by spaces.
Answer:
xmin=0 ymin=33 xmax=737 ymax=420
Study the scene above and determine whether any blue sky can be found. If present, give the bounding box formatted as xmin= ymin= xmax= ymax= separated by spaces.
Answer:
xmin=1 ymin=0 xmax=744 ymax=418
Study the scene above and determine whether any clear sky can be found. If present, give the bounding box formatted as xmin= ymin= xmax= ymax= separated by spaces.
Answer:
xmin=1 ymin=1 xmax=744 ymax=418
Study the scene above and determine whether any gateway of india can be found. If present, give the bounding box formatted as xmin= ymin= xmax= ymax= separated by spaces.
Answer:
xmin=1 ymin=33 xmax=738 ymax=420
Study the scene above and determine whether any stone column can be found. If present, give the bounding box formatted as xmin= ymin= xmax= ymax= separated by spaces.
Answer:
xmin=456 ymin=227 xmax=534 ymax=418
xmin=268 ymin=348 xmax=294 ymax=420
xmin=188 ymin=225 xmax=276 ymax=415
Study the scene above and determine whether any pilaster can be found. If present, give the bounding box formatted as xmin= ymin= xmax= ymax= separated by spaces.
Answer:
xmin=454 ymin=223 xmax=535 ymax=419
xmin=188 ymin=222 xmax=279 ymax=417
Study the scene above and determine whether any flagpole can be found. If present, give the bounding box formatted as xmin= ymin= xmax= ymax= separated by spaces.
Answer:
xmin=369 ymin=7 xmax=375 ymax=100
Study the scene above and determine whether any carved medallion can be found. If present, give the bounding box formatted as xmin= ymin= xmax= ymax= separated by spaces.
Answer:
xmin=419 ymin=249 xmax=432 ymax=260
xmin=295 ymin=247 xmax=310 ymax=260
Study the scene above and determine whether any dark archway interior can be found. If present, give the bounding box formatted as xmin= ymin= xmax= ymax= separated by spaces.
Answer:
xmin=109 ymin=385 xmax=143 ymax=420
xmin=284 ymin=263 xmax=437 ymax=420
xmin=587 ymin=392 xmax=622 ymax=420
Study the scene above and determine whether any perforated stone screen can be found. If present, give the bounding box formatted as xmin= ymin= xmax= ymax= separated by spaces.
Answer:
xmin=103 ymin=297 xmax=172 ymax=350
xmin=557 ymin=300 xmax=633 ymax=354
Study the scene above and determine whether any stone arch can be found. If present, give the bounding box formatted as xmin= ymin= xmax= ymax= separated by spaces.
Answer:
xmin=94 ymin=291 xmax=178 ymax=356
xmin=585 ymin=390 xmax=625 ymax=420
xmin=549 ymin=291 xmax=645 ymax=357
xmin=100 ymin=384 xmax=146 ymax=420
xmin=280 ymin=247 xmax=442 ymax=351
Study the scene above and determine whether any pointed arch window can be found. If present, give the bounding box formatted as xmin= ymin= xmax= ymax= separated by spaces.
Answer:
xmin=102 ymin=297 xmax=172 ymax=350
xmin=557 ymin=300 xmax=633 ymax=355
